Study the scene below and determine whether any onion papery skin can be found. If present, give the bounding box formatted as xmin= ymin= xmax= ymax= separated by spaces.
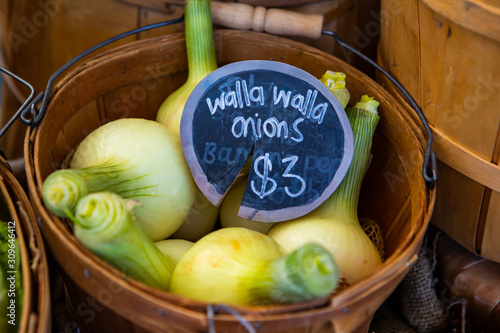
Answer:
xmin=155 ymin=239 xmax=194 ymax=264
xmin=169 ymin=190 xmax=219 ymax=242
xmin=267 ymin=96 xmax=383 ymax=284
xmin=267 ymin=215 xmax=382 ymax=284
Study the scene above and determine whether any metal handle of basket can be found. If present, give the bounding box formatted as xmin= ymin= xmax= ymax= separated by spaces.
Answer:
xmin=320 ymin=30 xmax=438 ymax=188
xmin=207 ymin=304 xmax=256 ymax=333
xmin=0 ymin=67 xmax=36 ymax=160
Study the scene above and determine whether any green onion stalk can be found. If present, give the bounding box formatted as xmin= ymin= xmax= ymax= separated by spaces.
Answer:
xmin=320 ymin=71 xmax=350 ymax=109
xmin=267 ymin=95 xmax=383 ymax=284
xmin=42 ymin=118 xmax=196 ymax=242
xmin=156 ymin=0 xmax=218 ymax=134
xmin=170 ymin=227 xmax=339 ymax=306
xmin=156 ymin=0 xmax=220 ymax=242
xmin=71 ymin=192 xmax=176 ymax=290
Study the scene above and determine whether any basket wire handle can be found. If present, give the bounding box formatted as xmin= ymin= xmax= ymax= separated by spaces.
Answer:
xmin=322 ymin=30 xmax=437 ymax=189
xmin=207 ymin=304 xmax=256 ymax=333
xmin=0 ymin=66 xmax=36 ymax=160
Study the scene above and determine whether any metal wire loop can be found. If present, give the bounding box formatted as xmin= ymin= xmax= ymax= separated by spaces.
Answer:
xmin=0 ymin=66 xmax=37 ymax=159
xmin=321 ymin=30 xmax=438 ymax=188
xmin=0 ymin=67 xmax=36 ymax=135
xmin=207 ymin=304 xmax=256 ymax=333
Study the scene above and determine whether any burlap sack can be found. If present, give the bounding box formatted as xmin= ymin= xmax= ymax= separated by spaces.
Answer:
xmin=397 ymin=237 xmax=449 ymax=332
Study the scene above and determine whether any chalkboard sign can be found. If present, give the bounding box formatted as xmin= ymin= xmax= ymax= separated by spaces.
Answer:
xmin=181 ymin=60 xmax=353 ymax=222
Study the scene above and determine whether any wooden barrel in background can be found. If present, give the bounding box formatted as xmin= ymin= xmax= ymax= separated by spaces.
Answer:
xmin=24 ymin=30 xmax=434 ymax=332
xmin=377 ymin=0 xmax=500 ymax=262
xmin=0 ymin=0 xmax=379 ymax=160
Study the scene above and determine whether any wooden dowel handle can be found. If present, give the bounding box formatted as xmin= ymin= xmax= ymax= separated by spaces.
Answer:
xmin=211 ymin=1 xmax=324 ymax=39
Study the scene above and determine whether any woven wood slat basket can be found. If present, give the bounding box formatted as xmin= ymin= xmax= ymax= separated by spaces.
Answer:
xmin=0 ymin=157 xmax=51 ymax=332
xmin=24 ymin=30 xmax=435 ymax=333
xmin=377 ymin=0 xmax=500 ymax=262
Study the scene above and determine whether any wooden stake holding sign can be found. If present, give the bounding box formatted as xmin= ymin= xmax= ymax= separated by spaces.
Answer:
xmin=181 ymin=60 xmax=354 ymax=222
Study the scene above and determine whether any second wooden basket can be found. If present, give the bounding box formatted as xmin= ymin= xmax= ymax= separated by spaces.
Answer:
xmin=0 ymin=157 xmax=51 ymax=333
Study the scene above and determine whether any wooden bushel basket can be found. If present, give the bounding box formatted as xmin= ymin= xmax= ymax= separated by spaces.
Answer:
xmin=24 ymin=30 xmax=435 ymax=332
xmin=377 ymin=0 xmax=500 ymax=262
xmin=0 ymin=157 xmax=51 ymax=332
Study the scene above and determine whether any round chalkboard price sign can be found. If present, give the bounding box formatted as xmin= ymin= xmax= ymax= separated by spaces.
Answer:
xmin=181 ymin=60 xmax=353 ymax=222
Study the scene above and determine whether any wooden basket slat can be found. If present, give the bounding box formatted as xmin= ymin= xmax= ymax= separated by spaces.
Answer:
xmin=385 ymin=197 xmax=413 ymax=257
xmin=51 ymin=120 xmax=77 ymax=168
xmin=418 ymin=6 xmax=500 ymax=159
xmin=145 ymin=74 xmax=186 ymax=117
xmin=101 ymin=84 xmax=152 ymax=120
xmin=62 ymin=101 xmax=103 ymax=150
xmin=0 ymin=177 xmax=33 ymax=331
xmin=360 ymin=133 xmax=412 ymax=238
xmin=482 ymin=190 xmax=500 ymax=254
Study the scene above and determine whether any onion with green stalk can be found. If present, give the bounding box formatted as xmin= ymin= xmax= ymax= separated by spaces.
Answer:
xmin=71 ymin=192 xmax=176 ymax=290
xmin=42 ymin=118 xmax=196 ymax=241
xmin=156 ymin=0 xmax=218 ymax=135
xmin=267 ymin=95 xmax=383 ymax=284
xmin=170 ymin=227 xmax=340 ymax=306
xmin=155 ymin=0 xmax=220 ymax=242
